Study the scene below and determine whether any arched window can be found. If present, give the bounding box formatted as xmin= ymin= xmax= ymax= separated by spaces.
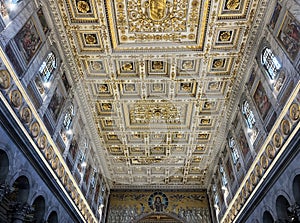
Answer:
xmin=242 ymin=100 xmax=256 ymax=129
xmin=0 ymin=150 xmax=9 ymax=183
xmin=229 ymin=137 xmax=239 ymax=165
xmin=261 ymin=47 xmax=281 ymax=80
xmin=39 ymin=51 xmax=56 ymax=83
xmin=32 ymin=196 xmax=45 ymax=223
xmin=263 ymin=211 xmax=274 ymax=223
xmin=276 ymin=195 xmax=290 ymax=221
xmin=47 ymin=211 xmax=58 ymax=223
xmin=0 ymin=0 xmax=23 ymax=19
xmin=293 ymin=175 xmax=300 ymax=204
xmin=10 ymin=176 xmax=30 ymax=203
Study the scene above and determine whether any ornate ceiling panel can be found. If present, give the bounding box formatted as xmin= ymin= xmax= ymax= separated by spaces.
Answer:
xmin=52 ymin=0 xmax=266 ymax=189
xmin=106 ymin=0 xmax=210 ymax=51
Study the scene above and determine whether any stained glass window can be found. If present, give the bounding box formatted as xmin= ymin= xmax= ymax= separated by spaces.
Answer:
xmin=261 ymin=47 xmax=281 ymax=80
xmin=242 ymin=100 xmax=256 ymax=129
xmin=229 ymin=137 xmax=239 ymax=164
xmin=39 ymin=51 xmax=56 ymax=83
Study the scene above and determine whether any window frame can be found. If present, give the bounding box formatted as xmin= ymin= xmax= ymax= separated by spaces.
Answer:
xmin=261 ymin=47 xmax=281 ymax=80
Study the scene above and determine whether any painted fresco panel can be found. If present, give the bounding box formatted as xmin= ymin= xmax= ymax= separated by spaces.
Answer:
xmin=278 ymin=13 xmax=300 ymax=61
xmin=253 ymin=81 xmax=271 ymax=120
xmin=0 ymin=0 xmax=9 ymax=18
xmin=226 ymin=158 xmax=235 ymax=183
xmin=269 ymin=2 xmax=282 ymax=30
xmin=15 ymin=18 xmax=41 ymax=63
xmin=48 ymin=88 xmax=64 ymax=121
xmin=238 ymin=128 xmax=249 ymax=158
xmin=37 ymin=8 xmax=49 ymax=34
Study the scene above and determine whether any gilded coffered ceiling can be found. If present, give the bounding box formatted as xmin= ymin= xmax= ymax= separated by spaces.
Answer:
xmin=49 ymin=0 xmax=266 ymax=189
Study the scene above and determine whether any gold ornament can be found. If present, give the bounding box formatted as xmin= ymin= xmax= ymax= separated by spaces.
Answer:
xmin=219 ymin=31 xmax=231 ymax=41
xmin=77 ymin=1 xmax=90 ymax=13
xmin=226 ymin=0 xmax=240 ymax=10
xmin=85 ymin=34 xmax=97 ymax=44
xmin=213 ymin=59 xmax=225 ymax=69
xmin=149 ymin=0 xmax=167 ymax=21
